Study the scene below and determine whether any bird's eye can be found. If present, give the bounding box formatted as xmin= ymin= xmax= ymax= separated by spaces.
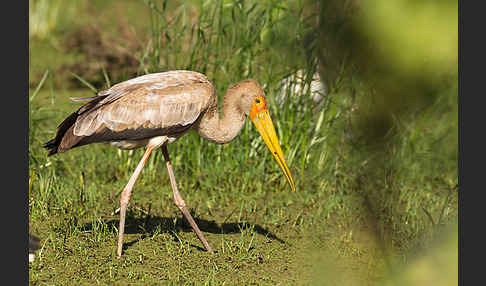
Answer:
xmin=255 ymin=99 xmax=261 ymax=104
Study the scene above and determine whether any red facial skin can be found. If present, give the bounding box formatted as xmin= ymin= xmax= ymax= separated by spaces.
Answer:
xmin=249 ymin=96 xmax=267 ymax=121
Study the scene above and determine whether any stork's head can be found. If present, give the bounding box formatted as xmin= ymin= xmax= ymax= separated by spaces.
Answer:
xmin=230 ymin=79 xmax=296 ymax=192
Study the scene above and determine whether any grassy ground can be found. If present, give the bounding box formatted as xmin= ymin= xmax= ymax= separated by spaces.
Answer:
xmin=29 ymin=0 xmax=458 ymax=285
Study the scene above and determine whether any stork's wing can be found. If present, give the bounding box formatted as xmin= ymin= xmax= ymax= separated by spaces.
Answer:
xmin=72 ymin=71 xmax=215 ymax=137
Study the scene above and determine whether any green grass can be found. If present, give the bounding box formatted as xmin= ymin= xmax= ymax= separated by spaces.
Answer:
xmin=29 ymin=0 xmax=457 ymax=285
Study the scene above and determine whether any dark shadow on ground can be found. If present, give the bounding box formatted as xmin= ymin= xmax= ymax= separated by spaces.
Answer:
xmin=80 ymin=212 xmax=285 ymax=253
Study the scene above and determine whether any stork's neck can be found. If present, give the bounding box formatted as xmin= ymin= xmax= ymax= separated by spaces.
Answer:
xmin=196 ymin=89 xmax=246 ymax=144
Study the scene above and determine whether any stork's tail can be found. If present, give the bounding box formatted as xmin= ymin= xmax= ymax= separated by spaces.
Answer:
xmin=44 ymin=95 xmax=108 ymax=156
xmin=43 ymin=138 xmax=57 ymax=155
xmin=43 ymin=112 xmax=79 ymax=156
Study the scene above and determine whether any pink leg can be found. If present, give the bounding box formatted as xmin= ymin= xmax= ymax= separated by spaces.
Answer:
xmin=162 ymin=144 xmax=213 ymax=253
xmin=117 ymin=147 xmax=154 ymax=258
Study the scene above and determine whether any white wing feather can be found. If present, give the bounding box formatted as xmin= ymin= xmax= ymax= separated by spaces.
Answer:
xmin=72 ymin=71 xmax=214 ymax=137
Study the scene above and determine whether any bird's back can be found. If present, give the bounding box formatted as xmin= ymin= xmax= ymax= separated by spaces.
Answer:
xmin=44 ymin=71 xmax=216 ymax=155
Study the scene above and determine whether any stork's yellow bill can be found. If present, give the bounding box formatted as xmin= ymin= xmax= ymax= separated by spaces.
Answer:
xmin=249 ymin=96 xmax=296 ymax=192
